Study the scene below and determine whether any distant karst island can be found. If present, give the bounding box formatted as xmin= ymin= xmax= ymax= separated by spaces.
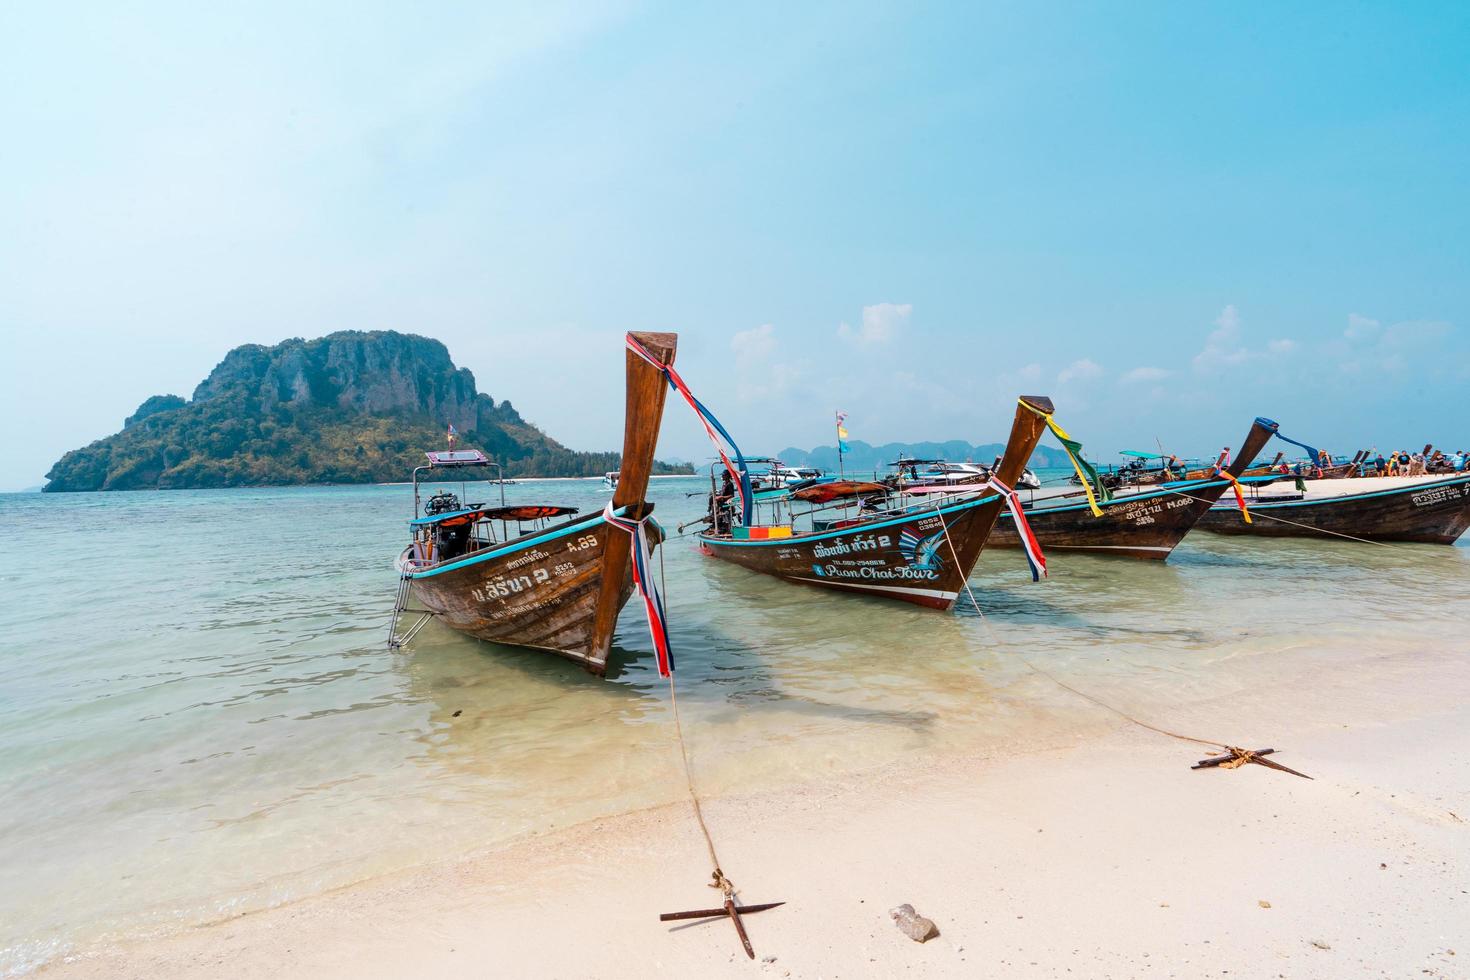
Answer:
xmin=43 ymin=331 xmax=693 ymax=492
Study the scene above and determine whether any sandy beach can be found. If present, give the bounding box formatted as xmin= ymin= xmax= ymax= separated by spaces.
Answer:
xmin=40 ymin=639 xmax=1468 ymax=980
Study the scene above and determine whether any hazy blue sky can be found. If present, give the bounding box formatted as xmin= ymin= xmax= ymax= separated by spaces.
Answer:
xmin=3 ymin=2 xmax=1467 ymax=489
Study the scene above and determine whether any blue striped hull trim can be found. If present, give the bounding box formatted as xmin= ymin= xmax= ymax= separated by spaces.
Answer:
xmin=699 ymin=492 xmax=1003 ymax=548
xmin=409 ymin=509 xmax=624 ymax=579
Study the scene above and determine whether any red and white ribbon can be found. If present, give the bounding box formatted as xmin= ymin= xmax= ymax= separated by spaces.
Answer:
xmin=602 ymin=502 xmax=673 ymax=677
xmin=987 ymin=476 xmax=1047 ymax=581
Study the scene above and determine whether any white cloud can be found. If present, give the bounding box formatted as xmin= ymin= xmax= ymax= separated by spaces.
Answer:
xmin=1193 ymin=304 xmax=1253 ymax=371
xmin=1337 ymin=318 xmax=1452 ymax=376
xmin=1345 ymin=313 xmax=1381 ymax=342
xmin=739 ymin=361 xmax=801 ymax=400
xmin=838 ymin=302 xmax=911 ymax=347
xmin=1057 ymin=358 xmax=1103 ymax=384
xmin=1120 ymin=366 xmax=1171 ymax=384
xmin=731 ymin=323 xmax=777 ymax=364
xmin=1382 ymin=319 xmax=1452 ymax=348
xmin=729 ymin=323 xmax=801 ymax=401
xmin=1191 ymin=305 xmax=1295 ymax=371
xmin=1017 ymin=362 xmax=1042 ymax=382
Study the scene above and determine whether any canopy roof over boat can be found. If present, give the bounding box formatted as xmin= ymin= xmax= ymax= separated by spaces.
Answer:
xmin=482 ymin=504 xmax=579 ymax=521
xmin=411 ymin=504 xmax=578 ymax=526
xmin=791 ymin=480 xmax=888 ymax=503
xmin=424 ymin=449 xmax=492 ymax=467
xmin=1119 ymin=450 xmax=1167 ymax=459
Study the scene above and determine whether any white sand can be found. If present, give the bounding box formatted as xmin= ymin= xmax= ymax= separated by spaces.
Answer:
xmin=42 ymin=645 xmax=1470 ymax=979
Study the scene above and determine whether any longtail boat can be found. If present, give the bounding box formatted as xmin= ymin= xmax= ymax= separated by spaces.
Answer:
xmin=694 ymin=397 xmax=1054 ymax=609
xmin=1103 ymin=451 xmax=1286 ymax=489
xmin=987 ymin=417 xmax=1279 ymax=561
xmin=1197 ymin=473 xmax=1470 ymax=544
xmin=389 ymin=331 xmax=677 ymax=674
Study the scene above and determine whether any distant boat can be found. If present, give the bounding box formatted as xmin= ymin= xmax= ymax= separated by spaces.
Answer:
xmin=888 ymin=457 xmax=1041 ymax=492
xmin=695 ymin=397 xmax=1054 ymax=609
xmin=602 ymin=471 xmax=619 ymax=491
xmin=1091 ymin=451 xmax=1287 ymax=489
xmin=987 ymin=417 xmax=1279 ymax=560
xmin=1197 ymin=472 xmax=1470 ymax=545
xmin=389 ymin=332 xmax=677 ymax=674
xmin=738 ymin=460 xmax=833 ymax=497
xmin=769 ymin=464 xmax=827 ymax=488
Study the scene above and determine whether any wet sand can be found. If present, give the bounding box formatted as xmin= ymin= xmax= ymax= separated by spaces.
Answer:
xmin=40 ymin=643 xmax=1469 ymax=979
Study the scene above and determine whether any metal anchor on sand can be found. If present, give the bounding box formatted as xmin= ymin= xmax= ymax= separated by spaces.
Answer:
xmin=1192 ymin=746 xmax=1313 ymax=780
xmin=659 ymin=870 xmax=783 ymax=959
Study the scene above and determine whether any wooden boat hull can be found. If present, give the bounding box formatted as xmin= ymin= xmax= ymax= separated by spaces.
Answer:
xmin=989 ymin=478 xmax=1240 ymax=560
xmin=696 ymin=395 xmax=1055 ymax=609
xmin=698 ymin=490 xmax=1013 ymax=609
xmin=991 ymin=417 xmax=1279 ymax=560
xmin=1197 ymin=475 xmax=1470 ymax=544
xmin=394 ymin=331 xmax=678 ymax=675
xmin=403 ymin=509 xmax=660 ymax=667
xmin=1124 ymin=462 xmax=1279 ymax=487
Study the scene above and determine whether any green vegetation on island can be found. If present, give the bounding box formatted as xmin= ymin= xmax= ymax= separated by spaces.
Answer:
xmin=44 ymin=331 xmax=692 ymax=492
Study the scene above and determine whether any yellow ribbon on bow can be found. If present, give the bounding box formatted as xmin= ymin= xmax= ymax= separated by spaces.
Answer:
xmin=1018 ymin=399 xmax=1105 ymax=518
xmin=1214 ymin=466 xmax=1253 ymax=524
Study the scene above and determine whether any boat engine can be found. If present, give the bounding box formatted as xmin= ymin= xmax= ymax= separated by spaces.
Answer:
xmin=425 ymin=491 xmax=461 ymax=516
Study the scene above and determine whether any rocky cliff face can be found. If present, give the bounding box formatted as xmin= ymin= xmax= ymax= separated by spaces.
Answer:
xmin=190 ymin=331 xmax=492 ymax=431
xmin=43 ymin=330 xmax=689 ymax=491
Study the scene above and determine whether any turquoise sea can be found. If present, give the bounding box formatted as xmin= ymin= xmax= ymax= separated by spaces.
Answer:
xmin=1 ymin=475 xmax=1466 ymax=975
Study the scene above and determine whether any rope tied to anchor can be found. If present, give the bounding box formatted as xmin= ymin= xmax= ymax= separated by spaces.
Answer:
xmin=601 ymin=499 xmax=762 ymax=944
xmin=926 ymin=503 xmax=1310 ymax=780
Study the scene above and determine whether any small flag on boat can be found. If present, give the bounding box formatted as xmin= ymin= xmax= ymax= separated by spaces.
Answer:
xmin=447 ymin=422 xmax=458 ymax=448
xmin=836 ymin=412 xmax=850 ymax=454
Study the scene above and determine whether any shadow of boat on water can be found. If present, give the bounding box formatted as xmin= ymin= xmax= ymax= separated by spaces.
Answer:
xmin=394 ymin=577 xmax=950 ymax=751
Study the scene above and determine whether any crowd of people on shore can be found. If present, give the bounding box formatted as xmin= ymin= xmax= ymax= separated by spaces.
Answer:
xmin=1312 ymin=448 xmax=1470 ymax=477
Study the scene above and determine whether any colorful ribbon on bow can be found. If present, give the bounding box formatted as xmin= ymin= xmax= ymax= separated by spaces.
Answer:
xmin=1017 ymin=400 xmax=1109 ymax=518
xmin=988 ymin=476 xmax=1048 ymax=581
xmin=602 ymin=502 xmax=674 ymax=677
xmin=1270 ymin=428 xmax=1321 ymax=467
xmin=964 ymin=476 xmax=1046 ymax=581
xmin=626 ymin=334 xmax=754 ymax=525
xmin=1210 ymin=450 xmax=1253 ymax=524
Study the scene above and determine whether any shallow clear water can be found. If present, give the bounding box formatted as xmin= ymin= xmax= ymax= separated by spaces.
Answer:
xmin=1 ymin=476 xmax=1466 ymax=974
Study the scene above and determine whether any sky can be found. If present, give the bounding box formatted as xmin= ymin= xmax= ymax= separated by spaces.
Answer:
xmin=2 ymin=1 xmax=1468 ymax=489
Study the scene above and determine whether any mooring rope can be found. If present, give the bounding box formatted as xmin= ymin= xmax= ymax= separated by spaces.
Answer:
xmin=657 ymin=537 xmax=737 ymax=900
xmin=599 ymin=504 xmax=737 ymax=897
xmin=930 ymin=516 xmax=1290 ymax=767
xmin=1156 ymin=484 xmax=1395 ymax=548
